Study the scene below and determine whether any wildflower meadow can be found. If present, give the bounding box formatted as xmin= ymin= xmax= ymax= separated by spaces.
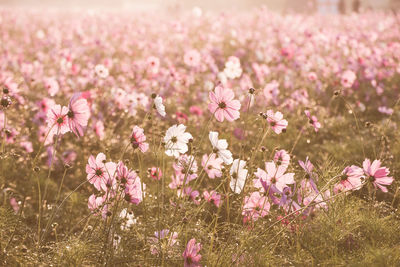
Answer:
xmin=0 ymin=6 xmax=400 ymax=266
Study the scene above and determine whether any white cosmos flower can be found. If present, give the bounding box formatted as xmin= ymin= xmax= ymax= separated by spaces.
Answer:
xmin=164 ymin=124 xmax=192 ymax=158
xmin=154 ymin=95 xmax=166 ymax=117
xmin=209 ymin=131 xmax=233 ymax=165
xmin=230 ymin=159 xmax=248 ymax=194
xmin=95 ymin=64 xmax=109 ymax=78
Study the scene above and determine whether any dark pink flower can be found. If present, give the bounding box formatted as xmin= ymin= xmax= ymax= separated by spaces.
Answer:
xmin=183 ymin=238 xmax=202 ymax=267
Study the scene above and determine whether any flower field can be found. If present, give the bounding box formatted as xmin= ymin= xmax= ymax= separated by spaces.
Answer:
xmin=0 ymin=7 xmax=400 ymax=266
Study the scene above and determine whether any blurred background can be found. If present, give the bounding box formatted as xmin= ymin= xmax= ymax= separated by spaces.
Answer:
xmin=0 ymin=0 xmax=399 ymax=13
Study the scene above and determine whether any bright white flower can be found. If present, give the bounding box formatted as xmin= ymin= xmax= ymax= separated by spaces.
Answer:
xmin=119 ymin=208 xmax=137 ymax=230
xmin=209 ymin=131 xmax=233 ymax=165
xmin=230 ymin=159 xmax=248 ymax=194
xmin=95 ymin=64 xmax=109 ymax=78
xmin=223 ymin=56 xmax=242 ymax=79
xmin=154 ymin=96 xmax=166 ymax=117
xmin=164 ymin=124 xmax=192 ymax=158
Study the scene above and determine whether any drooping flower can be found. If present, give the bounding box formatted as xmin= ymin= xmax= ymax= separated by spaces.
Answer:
xmin=183 ymin=238 xmax=202 ymax=267
xmin=230 ymin=159 xmax=248 ymax=194
xmin=363 ymin=159 xmax=394 ymax=193
xmin=208 ymin=86 xmax=241 ymax=122
xmin=130 ymin=126 xmax=149 ymax=153
xmin=209 ymin=131 xmax=233 ymax=165
xmin=264 ymin=110 xmax=288 ymax=134
xmin=154 ymin=95 xmax=166 ymax=117
xmin=334 ymin=165 xmax=364 ymax=193
xmin=304 ymin=110 xmax=321 ymax=132
xmin=46 ymin=104 xmax=70 ymax=135
xmin=201 ymin=153 xmax=223 ymax=179
xmin=164 ymin=124 xmax=192 ymax=158
xmin=124 ymin=177 xmax=143 ymax=204
xmin=67 ymin=93 xmax=90 ymax=137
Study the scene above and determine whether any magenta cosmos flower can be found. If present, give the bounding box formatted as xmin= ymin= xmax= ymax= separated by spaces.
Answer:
xmin=363 ymin=159 xmax=394 ymax=193
xmin=68 ymin=93 xmax=90 ymax=137
xmin=46 ymin=104 xmax=70 ymax=135
xmin=183 ymin=238 xmax=202 ymax=267
xmin=208 ymin=85 xmax=241 ymax=122
xmin=264 ymin=110 xmax=288 ymax=134
xmin=130 ymin=126 xmax=149 ymax=153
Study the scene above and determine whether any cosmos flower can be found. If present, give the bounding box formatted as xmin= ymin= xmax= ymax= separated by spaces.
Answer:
xmin=130 ymin=126 xmax=149 ymax=153
xmin=223 ymin=56 xmax=242 ymax=79
xmin=254 ymin=161 xmax=295 ymax=192
xmin=184 ymin=49 xmax=201 ymax=67
xmin=230 ymin=159 xmax=248 ymax=194
xmin=95 ymin=64 xmax=109 ymax=78
xmin=183 ymin=238 xmax=202 ymax=267
xmin=86 ymin=153 xmax=117 ymax=191
xmin=164 ymin=124 xmax=192 ymax=158
xmin=46 ymin=104 xmax=70 ymax=135
xmin=304 ymin=110 xmax=321 ymax=132
xmin=67 ymin=93 xmax=90 ymax=137
xmin=363 ymin=159 xmax=394 ymax=193
xmin=203 ymin=190 xmax=222 ymax=207
xmin=341 ymin=70 xmax=356 ymax=88
xmin=264 ymin=110 xmax=288 ymax=134
xmin=202 ymin=153 xmax=223 ymax=179
xmin=208 ymin=85 xmax=241 ymax=122
xmin=154 ymin=95 xmax=166 ymax=117
xmin=209 ymin=131 xmax=233 ymax=165
xmin=242 ymin=191 xmax=270 ymax=222
xmin=334 ymin=165 xmax=364 ymax=193
xmin=273 ymin=149 xmax=290 ymax=169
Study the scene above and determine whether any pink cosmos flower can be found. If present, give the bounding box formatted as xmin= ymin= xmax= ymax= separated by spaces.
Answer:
xmin=68 ymin=93 xmax=90 ymax=137
xmin=189 ymin=105 xmax=203 ymax=116
xmin=208 ymin=85 xmax=241 ymax=122
xmin=184 ymin=187 xmax=200 ymax=205
xmin=94 ymin=120 xmax=105 ymax=140
xmin=254 ymin=161 xmax=295 ymax=192
xmin=201 ymin=153 xmax=223 ymax=179
xmin=173 ymin=154 xmax=198 ymax=181
xmin=124 ymin=178 xmax=143 ymax=204
xmin=264 ymin=110 xmax=288 ymax=134
xmin=46 ymin=104 xmax=70 ymax=135
xmin=149 ymin=167 xmax=162 ymax=180
xmin=130 ymin=126 xmax=149 ymax=153
xmin=149 ymin=229 xmax=178 ymax=255
xmin=273 ymin=150 xmax=290 ymax=169
xmin=183 ymin=238 xmax=202 ymax=267
xmin=184 ymin=49 xmax=201 ymax=67
xmin=363 ymin=159 xmax=394 ymax=193
xmin=86 ymin=153 xmax=117 ymax=191
xmin=304 ymin=110 xmax=321 ymax=132
xmin=334 ymin=165 xmax=364 ymax=194
xmin=341 ymin=70 xmax=356 ymax=88
xmin=117 ymin=162 xmax=139 ymax=185
xmin=203 ymin=190 xmax=222 ymax=207
xmin=242 ymin=191 xmax=270 ymax=222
